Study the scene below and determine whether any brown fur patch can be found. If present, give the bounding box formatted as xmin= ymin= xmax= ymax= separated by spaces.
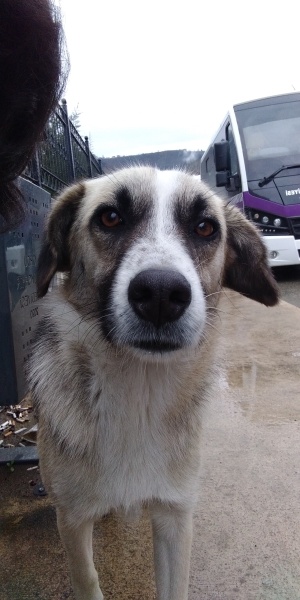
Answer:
xmin=223 ymin=204 xmax=279 ymax=306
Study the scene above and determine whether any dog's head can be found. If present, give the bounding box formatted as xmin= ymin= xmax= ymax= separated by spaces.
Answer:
xmin=37 ymin=166 xmax=279 ymax=356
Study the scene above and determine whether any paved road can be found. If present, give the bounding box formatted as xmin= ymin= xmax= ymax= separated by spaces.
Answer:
xmin=274 ymin=265 xmax=300 ymax=308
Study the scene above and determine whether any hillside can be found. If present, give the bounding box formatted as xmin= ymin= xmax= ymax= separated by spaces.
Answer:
xmin=101 ymin=149 xmax=204 ymax=175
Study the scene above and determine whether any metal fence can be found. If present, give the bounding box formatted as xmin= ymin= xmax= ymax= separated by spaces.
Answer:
xmin=24 ymin=99 xmax=103 ymax=196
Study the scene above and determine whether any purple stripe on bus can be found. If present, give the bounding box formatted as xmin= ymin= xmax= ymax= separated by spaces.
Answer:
xmin=243 ymin=192 xmax=300 ymax=217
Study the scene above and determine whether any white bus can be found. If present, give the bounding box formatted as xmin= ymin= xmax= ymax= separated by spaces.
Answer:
xmin=200 ymin=92 xmax=300 ymax=266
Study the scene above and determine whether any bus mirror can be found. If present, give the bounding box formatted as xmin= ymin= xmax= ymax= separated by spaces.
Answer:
xmin=214 ymin=141 xmax=230 ymax=171
xmin=227 ymin=174 xmax=241 ymax=191
xmin=216 ymin=172 xmax=229 ymax=187
xmin=216 ymin=172 xmax=241 ymax=189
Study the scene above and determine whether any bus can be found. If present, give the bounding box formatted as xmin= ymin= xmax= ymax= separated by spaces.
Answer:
xmin=200 ymin=92 xmax=300 ymax=267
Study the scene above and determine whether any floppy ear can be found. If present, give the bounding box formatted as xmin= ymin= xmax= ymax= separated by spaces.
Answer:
xmin=37 ymin=182 xmax=85 ymax=298
xmin=223 ymin=204 xmax=279 ymax=306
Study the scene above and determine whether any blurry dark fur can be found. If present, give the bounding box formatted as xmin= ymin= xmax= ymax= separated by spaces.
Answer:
xmin=0 ymin=0 xmax=69 ymax=231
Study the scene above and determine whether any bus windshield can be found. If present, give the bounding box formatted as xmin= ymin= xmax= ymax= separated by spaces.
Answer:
xmin=234 ymin=99 xmax=300 ymax=182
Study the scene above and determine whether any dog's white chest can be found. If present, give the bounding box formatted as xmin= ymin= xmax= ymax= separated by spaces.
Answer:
xmin=73 ymin=363 xmax=201 ymax=514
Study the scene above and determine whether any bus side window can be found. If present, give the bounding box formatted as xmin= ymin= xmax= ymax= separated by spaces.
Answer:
xmin=226 ymin=123 xmax=239 ymax=177
xmin=206 ymin=157 xmax=210 ymax=173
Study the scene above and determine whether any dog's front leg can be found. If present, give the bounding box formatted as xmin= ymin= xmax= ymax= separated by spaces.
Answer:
xmin=150 ymin=503 xmax=193 ymax=600
xmin=57 ymin=508 xmax=103 ymax=600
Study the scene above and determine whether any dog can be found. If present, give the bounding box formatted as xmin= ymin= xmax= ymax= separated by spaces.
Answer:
xmin=29 ymin=166 xmax=279 ymax=600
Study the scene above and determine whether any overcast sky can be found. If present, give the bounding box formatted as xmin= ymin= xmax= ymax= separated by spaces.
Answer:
xmin=57 ymin=0 xmax=300 ymax=158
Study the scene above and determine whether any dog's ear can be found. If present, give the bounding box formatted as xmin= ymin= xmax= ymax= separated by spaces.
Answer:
xmin=37 ymin=183 xmax=85 ymax=298
xmin=223 ymin=204 xmax=279 ymax=306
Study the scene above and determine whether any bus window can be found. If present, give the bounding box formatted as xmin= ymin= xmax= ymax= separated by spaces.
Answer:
xmin=234 ymin=99 xmax=300 ymax=181
xmin=226 ymin=122 xmax=240 ymax=177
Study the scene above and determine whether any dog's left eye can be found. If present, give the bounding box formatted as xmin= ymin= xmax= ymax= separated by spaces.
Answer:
xmin=194 ymin=220 xmax=217 ymax=237
xmin=99 ymin=209 xmax=123 ymax=228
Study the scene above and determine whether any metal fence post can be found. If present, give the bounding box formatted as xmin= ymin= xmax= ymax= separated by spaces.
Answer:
xmin=85 ymin=136 xmax=93 ymax=178
xmin=61 ymin=98 xmax=76 ymax=182
xmin=34 ymin=148 xmax=42 ymax=187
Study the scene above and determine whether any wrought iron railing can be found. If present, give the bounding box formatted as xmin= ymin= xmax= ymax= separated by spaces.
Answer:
xmin=24 ymin=99 xmax=102 ymax=195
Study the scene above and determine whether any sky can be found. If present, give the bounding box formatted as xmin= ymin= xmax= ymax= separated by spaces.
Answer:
xmin=56 ymin=0 xmax=300 ymax=158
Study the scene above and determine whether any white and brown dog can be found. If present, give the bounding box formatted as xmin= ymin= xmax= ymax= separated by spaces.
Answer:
xmin=29 ymin=166 xmax=278 ymax=600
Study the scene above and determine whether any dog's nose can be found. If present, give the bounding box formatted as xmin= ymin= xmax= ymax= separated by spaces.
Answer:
xmin=128 ymin=268 xmax=191 ymax=328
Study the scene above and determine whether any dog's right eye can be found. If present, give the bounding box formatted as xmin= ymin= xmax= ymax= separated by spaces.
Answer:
xmin=98 ymin=209 xmax=123 ymax=228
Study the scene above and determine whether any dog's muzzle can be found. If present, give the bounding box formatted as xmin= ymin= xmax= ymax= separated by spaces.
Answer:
xmin=128 ymin=268 xmax=191 ymax=328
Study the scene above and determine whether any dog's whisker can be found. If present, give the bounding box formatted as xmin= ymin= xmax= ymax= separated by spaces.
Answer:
xmin=54 ymin=300 xmax=99 ymax=319
xmin=204 ymin=290 xmax=223 ymax=300
xmin=204 ymin=319 xmax=222 ymax=336
xmin=221 ymin=288 xmax=245 ymax=314
xmin=206 ymin=306 xmax=231 ymax=317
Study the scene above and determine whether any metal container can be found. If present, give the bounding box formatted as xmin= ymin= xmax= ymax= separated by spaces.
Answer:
xmin=0 ymin=178 xmax=51 ymax=405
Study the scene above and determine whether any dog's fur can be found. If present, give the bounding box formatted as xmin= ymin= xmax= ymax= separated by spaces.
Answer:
xmin=29 ymin=166 xmax=279 ymax=600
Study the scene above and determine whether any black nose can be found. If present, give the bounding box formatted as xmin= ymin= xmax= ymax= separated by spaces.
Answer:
xmin=128 ymin=268 xmax=191 ymax=328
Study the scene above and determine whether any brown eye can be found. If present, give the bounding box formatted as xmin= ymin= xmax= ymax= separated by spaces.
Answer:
xmin=195 ymin=220 xmax=216 ymax=237
xmin=100 ymin=209 xmax=122 ymax=228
